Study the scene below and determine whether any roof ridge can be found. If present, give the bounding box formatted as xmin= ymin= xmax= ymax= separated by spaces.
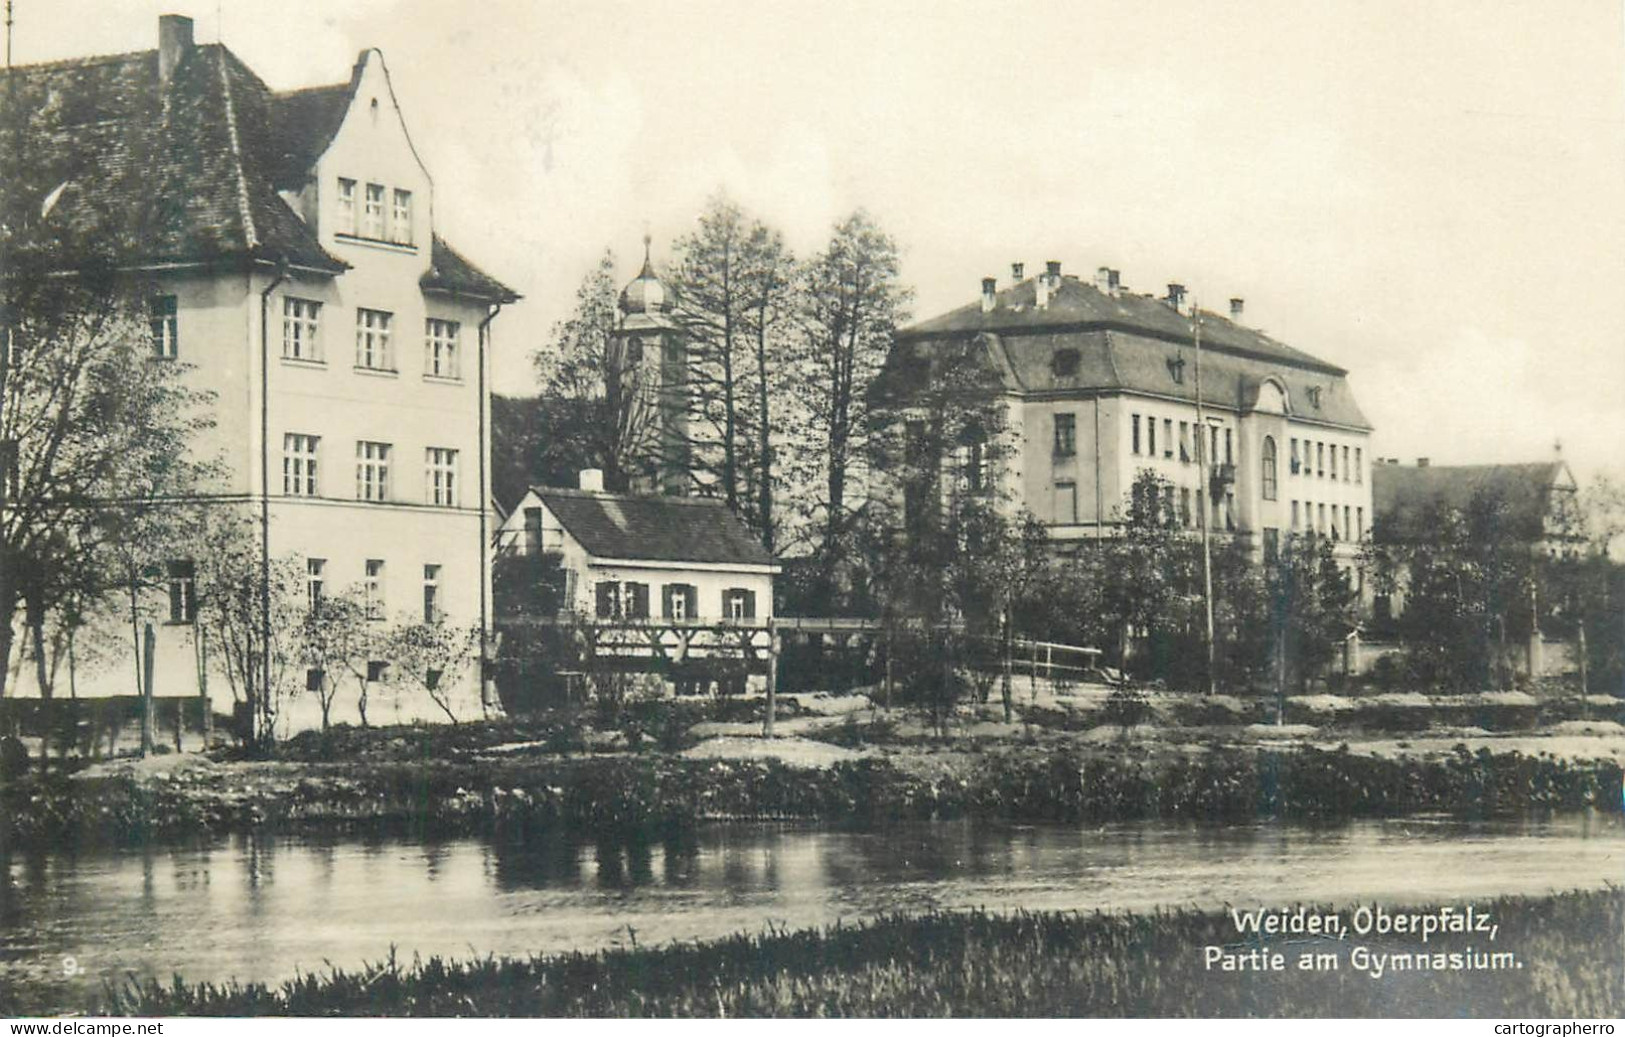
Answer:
xmin=213 ymin=46 xmax=259 ymax=251
xmin=9 ymin=48 xmax=149 ymax=72
xmin=534 ymin=486 xmax=728 ymax=507
xmin=274 ymin=81 xmax=352 ymax=99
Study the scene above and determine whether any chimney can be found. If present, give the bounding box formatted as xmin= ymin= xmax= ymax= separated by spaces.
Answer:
xmin=579 ymin=468 xmax=605 ymax=493
xmin=1110 ymin=269 xmax=1122 ymax=294
xmin=1045 ymin=260 xmax=1062 ymax=288
xmin=980 ymin=277 xmax=997 ymax=313
xmin=1011 ymin=262 xmax=1025 ymax=282
xmin=158 ymin=15 xmax=194 ymax=84
xmin=1416 ymin=457 xmax=1430 ymax=469
xmin=1095 ymin=266 xmax=1112 ymax=292
xmin=1229 ymin=297 xmax=1244 ymax=320
xmin=1165 ymin=283 xmax=1186 ymax=313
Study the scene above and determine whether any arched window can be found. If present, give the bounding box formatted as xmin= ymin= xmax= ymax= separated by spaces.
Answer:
xmin=1261 ymin=436 xmax=1278 ymax=501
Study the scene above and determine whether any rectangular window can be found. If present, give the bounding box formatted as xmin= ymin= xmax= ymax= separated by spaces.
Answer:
xmin=166 ymin=560 xmax=196 ymax=624
xmin=1179 ymin=422 xmax=1190 ymax=463
xmin=282 ymin=297 xmax=322 ymax=360
xmin=1356 ymin=506 xmax=1364 ymax=541
xmin=1053 ymin=412 xmax=1076 ymax=457
xmin=664 ymin=583 xmax=695 ymax=621
xmin=1224 ymin=491 xmax=1235 ymax=531
xmin=366 ymin=660 xmax=388 ymax=683
xmin=722 ymin=588 xmax=757 ymax=621
xmin=1316 ymin=442 xmax=1325 ymax=477
xmin=1179 ymin=487 xmax=1192 ymax=527
xmin=1224 ymin=428 xmax=1233 ymax=466
xmin=1318 ymin=503 xmax=1327 ymax=534
xmin=425 ymin=447 xmax=459 ymax=506
xmin=1131 ymin=414 xmax=1141 ymax=455
xmin=1355 ymin=448 xmax=1363 ymax=484
xmin=336 ymin=178 xmax=356 ymax=235
xmin=1054 ymin=480 xmax=1077 ymax=524
xmin=283 ymin=433 xmax=320 ymax=497
xmin=425 ymin=318 xmax=461 ymax=379
xmin=1342 ymin=445 xmax=1351 ymax=483
xmin=1291 ymin=500 xmax=1300 ymax=531
xmin=391 ymin=189 xmax=413 ymax=245
xmin=1344 ymin=505 xmax=1352 ymax=542
xmin=621 ymin=582 xmax=650 ymax=620
xmin=1147 ymin=417 xmax=1157 ymax=458
xmin=363 ymin=183 xmax=386 ymax=238
xmin=364 ymin=559 xmax=385 ymax=620
xmin=307 ymin=558 xmax=325 ymax=612
xmin=1290 ymin=438 xmax=1300 ymax=475
xmin=422 ymin=564 xmax=440 ymax=623
xmin=355 ymin=308 xmax=394 ymax=370
xmin=356 ymin=441 xmax=392 ymax=501
xmin=1163 ymin=419 xmax=1173 ymax=459
xmin=1329 ymin=443 xmax=1338 ymax=480
xmin=306 ymin=668 xmax=324 ymax=693
xmin=150 ymin=295 xmax=178 ymax=359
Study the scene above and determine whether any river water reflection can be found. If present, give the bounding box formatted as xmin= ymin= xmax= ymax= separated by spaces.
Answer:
xmin=3 ymin=815 xmax=1620 ymax=1006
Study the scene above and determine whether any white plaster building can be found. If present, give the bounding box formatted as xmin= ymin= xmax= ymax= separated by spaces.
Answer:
xmin=871 ymin=262 xmax=1374 ymax=569
xmin=2 ymin=16 xmax=516 ymax=731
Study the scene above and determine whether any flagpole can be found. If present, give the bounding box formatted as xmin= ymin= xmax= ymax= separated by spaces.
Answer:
xmin=1194 ymin=301 xmax=1216 ymax=697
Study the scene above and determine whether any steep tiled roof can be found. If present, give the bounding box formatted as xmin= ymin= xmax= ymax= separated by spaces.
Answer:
xmin=1 ymin=40 xmax=514 ymax=300
xmin=423 ymin=235 xmax=520 ymax=303
xmin=878 ymin=274 xmax=1369 ymax=428
xmin=899 ymin=275 xmax=1347 ymax=374
xmin=1372 ymin=462 xmax=1576 ymax=541
xmin=535 ymin=488 xmax=774 ymax=567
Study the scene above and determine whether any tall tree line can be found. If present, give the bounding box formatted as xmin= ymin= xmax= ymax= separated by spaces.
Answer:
xmin=521 ymin=196 xmax=911 ymax=567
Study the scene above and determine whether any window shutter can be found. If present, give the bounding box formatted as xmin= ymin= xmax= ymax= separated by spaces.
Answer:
xmin=595 ymin=582 xmax=614 ymax=618
xmin=632 ymin=583 xmax=650 ymax=619
xmin=662 ymin=585 xmax=674 ymax=619
xmin=743 ymin=589 xmax=757 ymax=620
xmin=685 ymin=585 xmax=698 ymax=619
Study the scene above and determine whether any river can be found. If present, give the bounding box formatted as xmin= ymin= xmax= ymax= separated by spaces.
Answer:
xmin=3 ymin=814 xmax=1621 ymax=1008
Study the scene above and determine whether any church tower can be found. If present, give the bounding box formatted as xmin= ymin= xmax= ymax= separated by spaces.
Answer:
xmin=613 ymin=236 xmax=690 ymax=496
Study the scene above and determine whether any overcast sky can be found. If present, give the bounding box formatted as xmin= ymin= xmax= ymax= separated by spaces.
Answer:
xmin=18 ymin=0 xmax=1625 ymax=485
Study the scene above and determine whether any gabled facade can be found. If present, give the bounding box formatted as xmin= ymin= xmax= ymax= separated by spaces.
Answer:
xmin=2 ymin=16 xmax=516 ymax=730
xmin=496 ymin=474 xmax=777 ymax=624
xmin=871 ymin=262 xmax=1375 ymax=567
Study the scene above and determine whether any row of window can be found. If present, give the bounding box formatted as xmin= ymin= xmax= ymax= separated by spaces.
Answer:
xmin=283 ymin=435 xmax=460 ymax=506
xmin=595 ymin=581 xmax=759 ymax=621
xmin=166 ymin=558 xmax=443 ymax=625
xmin=286 ymin=298 xmax=462 ymax=378
xmin=1129 ymin=413 xmax=1233 ymax=467
xmin=1289 ymin=437 xmax=1362 ymax=484
xmin=336 ymin=178 xmax=414 ymax=246
xmin=149 ymin=294 xmax=462 ymax=381
xmin=1290 ymin=500 xmax=1365 ymax=542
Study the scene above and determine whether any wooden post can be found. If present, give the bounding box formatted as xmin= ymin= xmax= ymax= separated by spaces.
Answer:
xmin=1578 ymin=624 xmax=1589 ymax=722
xmin=883 ymin=628 xmax=894 ymax=709
xmin=197 ymin=626 xmax=213 ymax=746
xmin=140 ymin=622 xmax=156 ymax=757
xmin=763 ymin=630 xmax=780 ymax=739
xmin=1029 ymin=639 xmax=1037 ymax=700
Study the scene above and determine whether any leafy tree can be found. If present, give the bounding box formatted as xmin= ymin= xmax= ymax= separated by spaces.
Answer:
xmin=789 ymin=211 xmax=912 ymax=582
xmin=531 ymin=250 xmax=662 ymax=491
xmin=192 ymin=508 xmax=305 ymax=747
xmin=0 ymin=273 xmax=215 ymax=725
xmin=387 ymin=619 xmax=481 ymax=725
xmin=296 ymin=588 xmax=373 ymax=732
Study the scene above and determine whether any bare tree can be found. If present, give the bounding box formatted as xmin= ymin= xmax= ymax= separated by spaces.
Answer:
xmin=387 ymin=619 xmax=481 ymax=725
xmin=296 ymin=587 xmax=373 ymax=733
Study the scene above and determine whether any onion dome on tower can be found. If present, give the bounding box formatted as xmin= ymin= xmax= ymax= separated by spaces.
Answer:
xmin=619 ymin=234 xmax=679 ymax=323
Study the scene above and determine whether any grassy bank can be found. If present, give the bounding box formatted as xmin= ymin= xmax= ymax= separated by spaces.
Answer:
xmin=3 ymin=737 xmax=1618 ymax=849
xmin=87 ymin=888 xmax=1622 ymax=1017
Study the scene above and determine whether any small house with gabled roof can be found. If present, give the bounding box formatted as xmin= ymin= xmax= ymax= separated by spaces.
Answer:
xmin=496 ymin=471 xmax=778 ymax=623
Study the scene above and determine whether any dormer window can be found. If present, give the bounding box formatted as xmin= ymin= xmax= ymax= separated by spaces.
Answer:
xmin=1307 ymin=386 xmax=1323 ymax=410
xmin=1167 ymin=355 xmax=1186 ymax=385
xmin=1051 ymin=348 xmax=1080 ymax=378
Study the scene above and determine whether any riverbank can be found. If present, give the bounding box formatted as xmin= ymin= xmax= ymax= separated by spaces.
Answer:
xmin=79 ymin=888 xmax=1621 ymax=1017
xmin=2 ymin=720 xmax=1618 ymax=849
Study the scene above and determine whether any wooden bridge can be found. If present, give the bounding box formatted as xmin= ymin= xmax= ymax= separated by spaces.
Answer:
xmin=495 ymin=614 xmax=1105 ymax=735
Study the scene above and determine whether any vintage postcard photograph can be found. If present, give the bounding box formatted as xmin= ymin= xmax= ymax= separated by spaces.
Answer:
xmin=1 ymin=0 xmax=1621 ymax=1022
